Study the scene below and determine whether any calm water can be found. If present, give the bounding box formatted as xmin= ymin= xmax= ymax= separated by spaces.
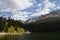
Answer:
xmin=4 ymin=32 xmax=60 ymax=40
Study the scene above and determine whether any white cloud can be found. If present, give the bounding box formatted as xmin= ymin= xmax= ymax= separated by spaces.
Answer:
xmin=44 ymin=0 xmax=55 ymax=8
xmin=0 ymin=1 xmax=7 ymax=8
xmin=31 ymin=0 xmax=56 ymax=17
xmin=54 ymin=5 xmax=60 ymax=10
xmin=12 ymin=0 xmax=55 ymax=21
xmin=0 ymin=0 xmax=34 ymax=21
xmin=0 ymin=0 xmax=33 ymax=10
xmin=0 ymin=0 xmax=58 ymax=21
xmin=37 ymin=3 xmax=42 ymax=7
xmin=57 ymin=6 xmax=60 ymax=9
xmin=11 ymin=11 xmax=31 ymax=21
xmin=31 ymin=8 xmax=50 ymax=17
xmin=52 ymin=5 xmax=60 ymax=12
xmin=0 ymin=8 xmax=11 ymax=12
xmin=0 ymin=1 xmax=12 ymax=12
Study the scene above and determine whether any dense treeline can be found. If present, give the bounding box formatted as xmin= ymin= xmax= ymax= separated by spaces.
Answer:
xmin=25 ymin=22 xmax=60 ymax=32
xmin=0 ymin=17 xmax=25 ymax=32
xmin=0 ymin=16 xmax=60 ymax=32
xmin=25 ymin=17 xmax=60 ymax=32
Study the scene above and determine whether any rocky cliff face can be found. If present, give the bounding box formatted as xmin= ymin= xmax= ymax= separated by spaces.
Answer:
xmin=25 ymin=10 xmax=60 ymax=24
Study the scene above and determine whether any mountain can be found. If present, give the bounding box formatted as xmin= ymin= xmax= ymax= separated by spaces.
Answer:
xmin=23 ymin=10 xmax=60 ymax=32
xmin=25 ymin=10 xmax=60 ymax=24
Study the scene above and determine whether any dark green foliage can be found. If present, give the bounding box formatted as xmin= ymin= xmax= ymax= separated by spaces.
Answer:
xmin=25 ymin=17 xmax=60 ymax=32
xmin=0 ymin=16 xmax=60 ymax=32
xmin=0 ymin=17 xmax=25 ymax=32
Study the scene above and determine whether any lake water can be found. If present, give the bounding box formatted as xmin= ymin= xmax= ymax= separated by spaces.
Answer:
xmin=4 ymin=32 xmax=60 ymax=40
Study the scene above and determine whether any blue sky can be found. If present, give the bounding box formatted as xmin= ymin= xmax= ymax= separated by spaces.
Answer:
xmin=0 ymin=0 xmax=60 ymax=21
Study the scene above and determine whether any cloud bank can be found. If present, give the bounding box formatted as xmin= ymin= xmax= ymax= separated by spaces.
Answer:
xmin=0 ymin=0 xmax=60 ymax=21
xmin=0 ymin=0 xmax=33 ymax=10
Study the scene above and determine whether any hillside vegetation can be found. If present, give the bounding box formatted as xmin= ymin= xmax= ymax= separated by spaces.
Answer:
xmin=0 ymin=17 xmax=25 ymax=33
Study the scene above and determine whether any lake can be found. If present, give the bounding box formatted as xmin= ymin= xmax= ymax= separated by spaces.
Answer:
xmin=3 ymin=32 xmax=60 ymax=40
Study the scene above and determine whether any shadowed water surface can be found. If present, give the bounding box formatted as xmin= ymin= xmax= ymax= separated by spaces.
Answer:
xmin=4 ymin=32 xmax=60 ymax=40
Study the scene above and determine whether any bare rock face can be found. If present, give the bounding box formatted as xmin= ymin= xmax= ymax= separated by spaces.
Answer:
xmin=25 ymin=10 xmax=60 ymax=24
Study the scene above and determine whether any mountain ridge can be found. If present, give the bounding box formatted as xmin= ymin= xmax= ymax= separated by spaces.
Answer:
xmin=25 ymin=10 xmax=60 ymax=24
